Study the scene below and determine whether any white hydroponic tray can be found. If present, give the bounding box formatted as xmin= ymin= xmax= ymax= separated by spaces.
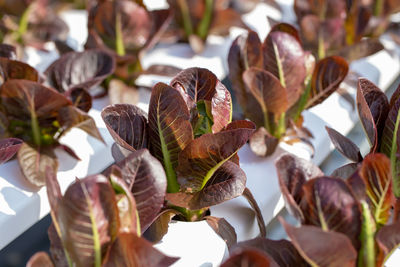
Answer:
xmin=1 ymin=1 xmax=400 ymax=266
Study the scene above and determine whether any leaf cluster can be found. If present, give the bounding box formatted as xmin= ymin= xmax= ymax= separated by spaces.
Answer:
xmin=0 ymin=45 xmax=109 ymax=187
xmin=228 ymin=23 xmax=349 ymax=156
xmin=26 ymin=158 xmax=178 ymax=267
xmin=293 ymin=0 xmax=399 ymax=61
xmin=164 ymin=0 xmax=249 ymax=53
xmin=222 ymin=152 xmax=400 ymax=267
xmin=102 ymin=67 xmax=255 ymax=221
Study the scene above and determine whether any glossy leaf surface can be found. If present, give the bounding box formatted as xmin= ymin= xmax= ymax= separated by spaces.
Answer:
xmin=168 ymin=161 xmax=246 ymax=209
xmin=102 ymin=104 xmax=148 ymax=151
xmin=44 ymin=49 xmax=115 ymax=93
xmin=58 ymin=175 xmax=120 ymax=267
xmin=17 ymin=143 xmax=58 ymax=187
xmin=326 ymin=126 xmax=362 ymax=162
xmin=177 ymin=121 xmax=254 ymax=192
xmin=0 ymin=58 xmax=38 ymax=83
xmin=306 ymin=56 xmax=349 ymax=109
xmin=221 ymin=248 xmax=278 ymax=267
xmin=148 ymin=83 xmax=193 ymax=193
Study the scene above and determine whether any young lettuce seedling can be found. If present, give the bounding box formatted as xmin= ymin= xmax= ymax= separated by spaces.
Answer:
xmin=102 ymin=67 xmax=256 ymax=223
xmin=0 ymin=52 xmax=104 ymax=187
xmin=228 ymin=23 xmax=349 ymax=156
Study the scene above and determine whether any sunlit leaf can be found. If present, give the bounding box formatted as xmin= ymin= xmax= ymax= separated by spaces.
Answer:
xmin=17 ymin=143 xmax=58 ymax=187
xmin=177 ymin=121 xmax=254 ymax=192
xmin=58 ymin=175 xmax=120 ymax=267
xmin=305 ymin=56 xmax=349 ymax=109
xmin=326 ymin=126 xmax=362 ymax=162
xmin=148 ymin=83 xmax=193 ymax=193
xmin=26 ymin=252 xmax=54 ymax=267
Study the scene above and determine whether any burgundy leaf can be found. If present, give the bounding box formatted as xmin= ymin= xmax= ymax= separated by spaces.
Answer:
xmin=0 ymin=58 xmax=38 ymax=83
xmin=170 ymin=67 xmax=232 ymax=133
xmin=326 ymin=126 xmax=362 ymax=162
xmin=177 ymin=122 xmax=254 ymax=192
xmin=102 ymin=104 xmax=148 ymax=151
xmin=48 ymin=224 xmax=68 ymax=267
xmin=281 ymin=219 xmax=357 ymax=267
xmin=231 ymin=237 xmax=308 ymax=267
xmin=263 ymin=23 xmax=310 ymax=106
xmin=58 ymin=175 xmax=120 ymax=267
xmin=357 ymin=78 xmax=380 ymax=151
xmin=331 ymin=162 xmax=359 ymax=179
xmin=376 ymin=220 xmax=400 ymax=262
xmin=103 ymin=233 xmax=178 ymax=267
xmin=300 ymin=177 xmax=362 ymax=249
xmin=44 ymin=49 xmax=115 ymax=93
xmin=168 ymin=161 xmax=247 ymax=209
xmin=242 ymin=67 xmax=288 ymax=116
xmin=65 ymin=87 xmax=92 ymax=112
xmin=0 ymin=137 xmax=22 ymax=164
xmin=228 ymin=31 xmax=264 ymax=127
xmin=143 ymin=209 xmax=178 ymax=243
xmin=148 ymin=83 xmax=193 ymax=193
xmin=275 ymin=154 xmax=323 ymax=221
xmin=17 ymin=143 xmax=58 ymax=188
xmin=306 ymin=56 xmax=349 ymax=109
xmin=116 ymin=149 xmax=167 ymax=232
xmin=0 ymin=44 xmax=16 ymax=59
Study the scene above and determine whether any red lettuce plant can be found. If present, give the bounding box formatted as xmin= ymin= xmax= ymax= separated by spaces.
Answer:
xmin=44 ymin=49 xmax=116 ymax=110
xmin=0 ymin=53 xmax=103 ymax=187
xmin=102 ymin=67 xmax=256 ymax=222
xmin=228 ymin=23 xmax=349 ymax=156
xmin=0 ymin=0 xmax=69 ymax=54
xmin=326 ymin=78 xmax=400 ymax=219
xmin=222 ymin=152 xmax=400 ymax=266
xmin=293 ymin=0 xmax=399 ymax=61
xmin=26 ymin=162 xmax=178 ymax=267
xmin=84 ymin=0 xmax=180 ymax=102
xmin=164 ymin=0 xmax=248 ymax=53
xmin=272 ymin=152 xmax=400 ymax=266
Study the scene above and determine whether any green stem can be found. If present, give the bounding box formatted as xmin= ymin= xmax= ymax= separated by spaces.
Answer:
xmin=177 ymin=0 xmax=194 ymax=38
xmin=276 ymin=113 xmax=286 ymax=138
xmin=31 ymin=112 xmax=41 ymax=146
xmin=172 ymin=205 xmax=207 ymax=221
xmin=263 ymin=109 xmax=271 ymax=134
xmin=17 ymin=5 xmax=32 ymax=42
xmin=374 ymin=0 xmax=384 ymax=17
xmin=318 ymin=33 xmax=325 ymax=60
xmin=197 ymin=0 xmax=213 ymax=40
xmin=358 ymin=201 xmax=376 ymax=267
xmin=115 ymin=12 xmax=125 ymax=56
